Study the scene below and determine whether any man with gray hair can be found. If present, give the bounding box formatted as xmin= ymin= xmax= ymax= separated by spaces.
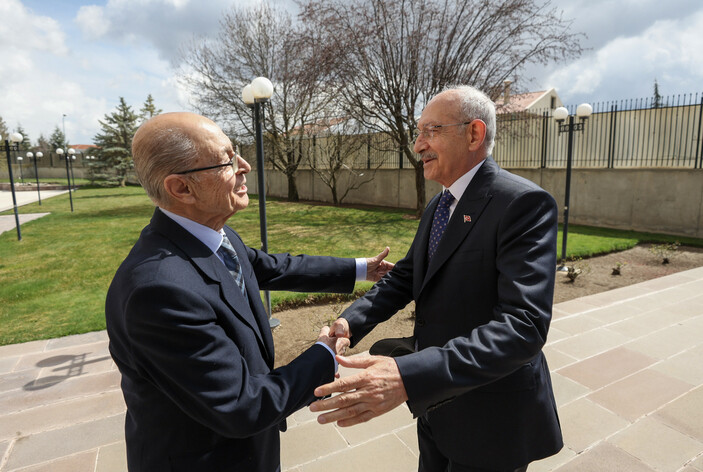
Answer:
xmin=105 ymin=112 xmax=393 ymax=471
xmin=310 ymin=86 xmax=563 ymax=471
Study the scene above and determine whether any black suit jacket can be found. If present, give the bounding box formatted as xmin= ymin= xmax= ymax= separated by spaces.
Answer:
xmin=106 ymin=208 xmax=355 ymax=471
xmin=342 ymin=158 xmax=563 ymax=470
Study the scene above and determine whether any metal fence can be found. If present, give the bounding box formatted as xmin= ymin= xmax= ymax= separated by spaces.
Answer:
xmin=493 ymin=92 xmax=703 ymax=169
xmin=244 ymin=91 xmax=703 ymax=172
xmin=244 ymin=132 xmax=417 ymax=171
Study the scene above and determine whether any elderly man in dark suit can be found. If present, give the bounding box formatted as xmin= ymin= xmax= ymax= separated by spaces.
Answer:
xmin=105 ymin=112 xmax=392 ymax=472
xmin=310 ymin=86 xmax=563 ymax=471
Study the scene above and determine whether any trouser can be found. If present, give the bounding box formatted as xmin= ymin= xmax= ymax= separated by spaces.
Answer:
xmin=417 ymin=416 xmax=528 ymax=472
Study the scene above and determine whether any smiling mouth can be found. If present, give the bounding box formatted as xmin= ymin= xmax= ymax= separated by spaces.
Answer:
xmin=421 ymin=154 xmax=437 ymax=165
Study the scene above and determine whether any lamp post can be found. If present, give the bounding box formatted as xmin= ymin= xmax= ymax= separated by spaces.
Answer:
xmin=31 ymin=152 xmax=42 ymax=205
xmin=16 ymin=156 xmax=24 ymax=182
xmin=554 ymin=103 xmax=592 ymax=270
xmin=56 ymin=148 xmax=74 ymax=212
xmin=242 ymin=76 xmax=278 ymax=328
xmin=2 ymin=132 xmax=24 ymax=240
xmin=67 ymin=148 xmax=77 ymax=190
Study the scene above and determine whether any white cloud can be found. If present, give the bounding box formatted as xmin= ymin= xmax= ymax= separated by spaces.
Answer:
xmin=0 ymin=0 xmax=68 ymax=55
xmin=0 ymin=0 xmax=195 ymax=145
xmin=544 ymin=7 xmax=703 ymax=103
xmin=75 ymin=5 xmax=110 ymax=40
xmin=74 ymin=0 xmax=239 ymax=63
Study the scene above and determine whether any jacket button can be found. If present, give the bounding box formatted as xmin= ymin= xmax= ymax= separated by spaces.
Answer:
xmin=417 ymin=319 xmax=426 ymax=327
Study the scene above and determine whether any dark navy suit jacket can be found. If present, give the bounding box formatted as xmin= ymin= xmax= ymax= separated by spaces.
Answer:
xmin=342 ymin=158 xmax=563 ymax=470
xmin=106 ymin=208 xmax=355 ymax=471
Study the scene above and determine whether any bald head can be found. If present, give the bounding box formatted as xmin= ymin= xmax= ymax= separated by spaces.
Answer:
xmin=132 ymin=112 xmax=220 ymax=206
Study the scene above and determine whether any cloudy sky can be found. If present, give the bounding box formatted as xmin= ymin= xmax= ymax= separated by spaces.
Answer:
xmin=1 ymin=0 xmax=702 ymax=145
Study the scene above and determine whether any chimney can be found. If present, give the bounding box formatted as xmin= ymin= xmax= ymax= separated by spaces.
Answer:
xmin=503 ymin=80 xmax=512 ymax=104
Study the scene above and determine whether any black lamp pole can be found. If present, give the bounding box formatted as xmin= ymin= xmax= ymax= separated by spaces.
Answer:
xmin=3 ymin=138 xmax=22 ymax=241
xmin=560 ymin=114 xmax=575 ymax=267
xmin=59 ymin=151 xmax=74 ymax=212
xmin=554 ymin=104 xmax=591 ymax=270
xmin=32 ymin=153 xmax=42 ymax=205
xmin=69 ymin=154 xmax=76 ymax=189
xmin=253 ymin=99 xmax=278 ymax=328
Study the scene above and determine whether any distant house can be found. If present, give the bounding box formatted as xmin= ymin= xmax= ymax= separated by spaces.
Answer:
xmin=494 ymin=80 xmax=563 ymax=116
xmin=72 ymin=144 xmax=99 ymax=152
xmin=491 ymin=81 xmax=564 ymax=166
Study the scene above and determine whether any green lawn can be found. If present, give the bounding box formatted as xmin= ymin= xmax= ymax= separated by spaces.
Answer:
xmin=1 ymin=185 xmax=702 ymax=346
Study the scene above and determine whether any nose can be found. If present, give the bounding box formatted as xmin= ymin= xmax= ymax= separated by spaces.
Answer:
xmin=236 ymin=155 xmax=251 ymax=174
xmin=413 ymin=134 xmax=427 ymax=153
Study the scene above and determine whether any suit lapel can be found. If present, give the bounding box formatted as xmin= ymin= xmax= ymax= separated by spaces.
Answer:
xmin=413 ymin=194 xmax=439 ymax=297
xmin=150 ymin=209 xmax=271 ymax=363
xmin=224 ymin=227 xmax=275 ymax=365
xmin=419 ymin=158 xmax=498 ymax=293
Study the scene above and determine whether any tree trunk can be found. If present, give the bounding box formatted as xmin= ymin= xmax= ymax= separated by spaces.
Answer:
xmin=414 ymin=164 xmax=426 ymax=218
xmin=331 ymin=186 xmax=339 ymax=205
xmin=286 ymin=172 xmax=299 ymax=201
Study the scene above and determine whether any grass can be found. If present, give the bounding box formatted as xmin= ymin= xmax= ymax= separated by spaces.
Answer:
xmin=1 ymin=177 xmax=93 ymax=186
xmin=1 ymin=185 xmax=702 ymax=346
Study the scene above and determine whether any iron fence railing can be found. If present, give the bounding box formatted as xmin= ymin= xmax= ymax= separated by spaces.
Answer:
xmin=242 ymin=92 xmax=703 ymax=172
xmin=493 ymin=92 xmax=703 ymax=169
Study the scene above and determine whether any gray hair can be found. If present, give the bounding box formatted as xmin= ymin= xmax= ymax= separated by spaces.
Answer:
xmin=443 ymin=84 xmax=496 ymax=155
xmin=132 ymin=127 xmax=200 ymax=206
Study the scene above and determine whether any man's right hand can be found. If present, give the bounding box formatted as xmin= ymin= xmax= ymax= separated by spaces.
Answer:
xmin=317 ymin=326 xmax=350 ymax=355
xmin=330 ymin=318 xmax=351 ymax=339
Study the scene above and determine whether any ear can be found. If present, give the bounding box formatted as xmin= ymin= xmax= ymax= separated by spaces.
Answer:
xmin=163 ymin=174 xmax=197 ymax=205
xmin=466 ymin=119 xmax=487 ymax=152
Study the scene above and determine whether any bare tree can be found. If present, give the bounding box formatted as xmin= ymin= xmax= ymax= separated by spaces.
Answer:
xmin=306 ymin=117 xmax=380 ymax=205
xmin=299 ymin=0 xmax=583 ymax=216
xmin=177 ymin=1 xmax=335 ymax=201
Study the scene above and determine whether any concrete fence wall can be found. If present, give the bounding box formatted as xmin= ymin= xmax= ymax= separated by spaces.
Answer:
xmin=249 ymin=167 xmax=703 ymax=239
xmin=4 ymin=163 xmax=701 ymax=238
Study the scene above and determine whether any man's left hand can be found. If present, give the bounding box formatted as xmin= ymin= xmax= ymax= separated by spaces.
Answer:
xmin=309 ymin=355 xmax=408 ymax=427
xmin=366 ymin=247 xmax=393 ymax=282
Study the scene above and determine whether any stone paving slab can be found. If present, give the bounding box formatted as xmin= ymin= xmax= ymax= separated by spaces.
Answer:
xmin=2 ymin=268 xmax=703 ymax=471
xmin=0 ymin=190 xmax=68 ymax=213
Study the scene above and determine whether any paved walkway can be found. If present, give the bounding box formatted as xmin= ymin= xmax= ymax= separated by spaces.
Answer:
xmin=1 ymin=268 xmax=703 ymax=471
xmin=0 ymin=189 xmax=69 ymax=236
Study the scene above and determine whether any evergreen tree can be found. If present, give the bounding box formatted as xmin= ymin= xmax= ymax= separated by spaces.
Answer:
xmin=653 ymin=79 xmax=663 ymax=108
xmin=93 ymin=97 xmax=140 ymax=186
xmin=35 ymin=133 xmax=51 ymax=154
xmin=49 ymin=126 xmax=69 ymax=151
xmin=0 ymin=115 xmax=8 ymax=141
xmin=139 ymin=94 xmax=162 ymax=122
xmin=14 ymin=124 xmax=31 ymax=151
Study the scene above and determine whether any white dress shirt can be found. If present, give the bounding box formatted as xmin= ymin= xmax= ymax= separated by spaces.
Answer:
xmin=445 ymin=159 xmax=486 ymax=219
xmin=158 ymin=207 xmax=366 ymax=370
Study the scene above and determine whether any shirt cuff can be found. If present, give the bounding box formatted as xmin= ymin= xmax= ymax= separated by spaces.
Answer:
xmin=315 ymin=342 xmax=339 ymax=372
xmin=355 ymin=258 xmax=367 ymax=282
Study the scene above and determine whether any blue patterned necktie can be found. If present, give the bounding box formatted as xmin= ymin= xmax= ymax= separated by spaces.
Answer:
xmin=428 ymin=190 xmax=455 ymax=261
xmin=218 ymin=233 xmax=247 ymax=296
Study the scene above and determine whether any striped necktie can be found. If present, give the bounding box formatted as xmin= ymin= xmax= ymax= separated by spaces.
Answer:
xmin=428 ymin=190 xmax=455 ymax=261
xmin=218 ymin=233 xmax=247 ymax=296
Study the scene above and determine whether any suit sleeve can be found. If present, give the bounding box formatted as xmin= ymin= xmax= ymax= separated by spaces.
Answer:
xmin=396 ymin=189 xmax=558 ymax=415
xmin=341 ymin=240 xmax=417 ymax=346
xmin=123 ymin=280 xmax=335 ymax=438
xmin=227 ymin=229 xmax=356 ymax=294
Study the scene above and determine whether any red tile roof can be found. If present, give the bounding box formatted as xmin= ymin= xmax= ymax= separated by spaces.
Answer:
xmin=495 ymin=91 xmax=546 ymax=114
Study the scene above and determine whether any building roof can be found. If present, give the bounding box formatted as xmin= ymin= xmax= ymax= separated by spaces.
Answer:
xmin=495 ymin=91 xmax=549 ymax=114
xmin=72 ymin=144 xmax=99 ymax=151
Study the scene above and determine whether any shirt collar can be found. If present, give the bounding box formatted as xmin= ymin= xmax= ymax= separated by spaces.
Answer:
xmin=158 ymin=207 xmax=223 ymax=255
xmin=445 ymin=159 xmax=486 ymax=202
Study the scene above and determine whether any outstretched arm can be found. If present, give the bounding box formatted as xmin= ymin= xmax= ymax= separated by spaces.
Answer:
xmin=309 ymin=354 xmax=408 ymax=427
